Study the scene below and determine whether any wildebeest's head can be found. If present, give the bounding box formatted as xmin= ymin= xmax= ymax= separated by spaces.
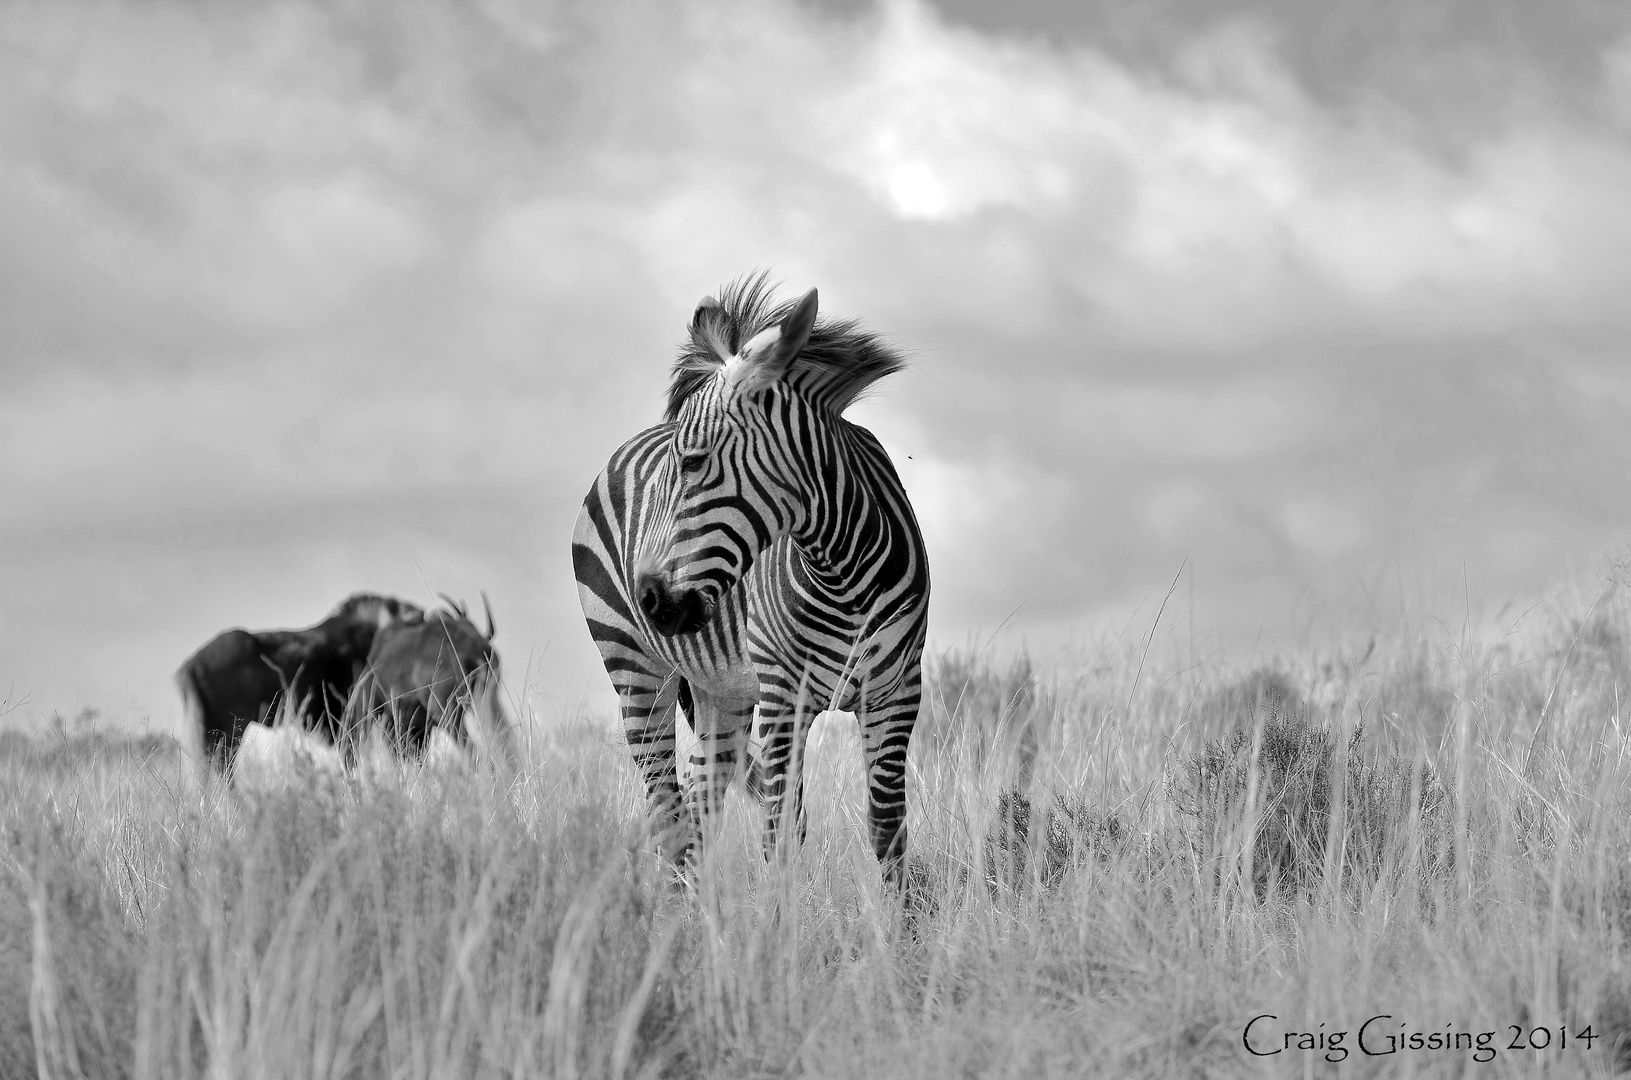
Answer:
xmin=347 ymin=592 xmax=513 ymax=767
xmin=435 ymin=592 xmax=494 ymax=642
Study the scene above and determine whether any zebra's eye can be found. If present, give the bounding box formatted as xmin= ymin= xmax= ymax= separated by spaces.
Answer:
xmin=679 ymin=451 xmax=708 ymax=476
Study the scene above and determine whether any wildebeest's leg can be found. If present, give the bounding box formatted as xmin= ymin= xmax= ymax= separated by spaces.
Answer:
xmin=472 ymin=670 xmax=518 ymax=772
xmin=857 ymin=659 xmax=924 ymax=890
xmin=379 ymin=694 xmax=431 ymax=760
xmin=338 ymin=677 xmax=377 ymax=769
xmin=440 ymin=713 xmax=470 ymax=760
xmin=401 ymin=700 xmax=434 ymax=761
xmin=436 ymin=673 xmax=514 ymax=772
xmin=314 ymin=686 xmax=349 ymax=754
xmin=438 ymin=680 xmax=472 ymax=755
xmin=201 ymin=718 xmax=247 ymax=781
xmin=337 ymin=719 xmax=362 ymax=770
xmin=377 ymin=694 xmax=407 ymax=758
xmin=682 ymin=687 xmax=753 ymax=862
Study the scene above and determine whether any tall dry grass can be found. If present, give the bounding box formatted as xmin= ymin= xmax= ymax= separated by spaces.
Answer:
xmin=5 ymin=580 xmax=1631 ymax=1077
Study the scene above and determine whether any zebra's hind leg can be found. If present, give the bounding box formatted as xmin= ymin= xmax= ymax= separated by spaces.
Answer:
xmin=858 ymin=676 xmax=923 ymax=891
xmin=682 ymin=687 xmax=754 ymax=867
xmin=618 ymin=670 xmax=692 ymax=869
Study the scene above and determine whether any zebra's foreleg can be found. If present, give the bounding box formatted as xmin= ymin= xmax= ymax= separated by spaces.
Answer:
xmin=858 ymin=683 xmax=922 ymax=889
xmin=682 ymin=690 xmax=753 ymax=862
xmin=752 ymin=695 xmax=816 ymax=864
xmin=620 ymin=674 xmax=691 ymax=867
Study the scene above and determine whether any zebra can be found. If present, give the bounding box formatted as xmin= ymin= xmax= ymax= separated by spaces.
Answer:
xmin=571 ymin=275 xmax=930 ymax=887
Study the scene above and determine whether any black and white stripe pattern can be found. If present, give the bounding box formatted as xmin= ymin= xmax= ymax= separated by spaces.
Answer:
xmin=572 ymin=275 xmax=930 ymax=885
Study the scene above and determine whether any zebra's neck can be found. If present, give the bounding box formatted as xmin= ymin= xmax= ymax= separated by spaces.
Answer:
xmin=788 ymin=422 xmax=916 ymax=611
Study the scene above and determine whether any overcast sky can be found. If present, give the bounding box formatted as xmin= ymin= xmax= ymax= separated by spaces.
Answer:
xmin=3 ymin=0 xmax=1631 ymax=734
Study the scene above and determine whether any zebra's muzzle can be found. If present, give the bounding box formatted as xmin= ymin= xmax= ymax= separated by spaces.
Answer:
xmin=637 ymin=572 xmax=711 ymax=636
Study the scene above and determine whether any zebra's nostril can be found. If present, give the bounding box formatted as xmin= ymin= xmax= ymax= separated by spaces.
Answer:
xmin=639 ymin=581 xmax=663 ymax=617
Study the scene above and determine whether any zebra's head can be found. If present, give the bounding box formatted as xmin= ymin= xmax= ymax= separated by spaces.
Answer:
xmin=635 ymin=287 xmax=823 ymax=636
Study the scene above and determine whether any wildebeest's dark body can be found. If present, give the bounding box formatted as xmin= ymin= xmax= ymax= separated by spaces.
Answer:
xmin=176 ymin=593 xmax=425 ymax=777
xmin=346 ymin=594 xmax=512 ymax=764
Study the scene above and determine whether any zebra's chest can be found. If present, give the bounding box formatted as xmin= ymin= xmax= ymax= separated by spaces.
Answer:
xmin=645 ymin=543 xmax=890 ymax=705
xmin=638 ymin=585 xmax=755 ymax=698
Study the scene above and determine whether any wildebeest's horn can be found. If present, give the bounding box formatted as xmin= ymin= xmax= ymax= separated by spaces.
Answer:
xmin=436 ymin=592 xmax=469 ymax=619
xmin=480 ymin=591 xmax=495 ymax=641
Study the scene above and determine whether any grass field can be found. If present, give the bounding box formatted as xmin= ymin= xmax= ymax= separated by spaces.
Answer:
xmin=5 ymin=579 xmax=1631 ymax=1078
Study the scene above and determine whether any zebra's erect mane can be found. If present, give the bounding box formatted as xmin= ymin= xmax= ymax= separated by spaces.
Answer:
xmin=664 ymin=273 xmax=906 ymax=421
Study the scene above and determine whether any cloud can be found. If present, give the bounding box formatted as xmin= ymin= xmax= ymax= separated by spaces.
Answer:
xmin=11 ymin=0 xmax=1631 ymax=368
xmin=3 ymin=0 xmax=1631 ymax=726
xmin=811 ymin=6 xmax=1631 ymax=348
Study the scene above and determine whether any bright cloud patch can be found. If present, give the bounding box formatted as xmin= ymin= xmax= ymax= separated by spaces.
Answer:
xmin=813 ymin=5 xmax=1631 ymax=347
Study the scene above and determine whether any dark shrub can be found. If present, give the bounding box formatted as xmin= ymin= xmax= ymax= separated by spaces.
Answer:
xmin=1170 ymin=704 xmax=1451 ymax=898
xmin=1191 ymin=668 xmax=1308 ymax=740
xmin=983 ymin=789 xmax=1125 ymax=895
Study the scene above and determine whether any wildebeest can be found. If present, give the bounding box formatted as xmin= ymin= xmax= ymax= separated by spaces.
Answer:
xmin=343 ymin=593 xmax=515 ymax=768
xmin=175 ymin=592 xmax=427 ymax=778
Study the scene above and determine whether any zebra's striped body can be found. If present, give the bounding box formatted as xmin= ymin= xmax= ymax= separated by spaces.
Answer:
xmin=572 ymin=279 xmax=929 ymax=884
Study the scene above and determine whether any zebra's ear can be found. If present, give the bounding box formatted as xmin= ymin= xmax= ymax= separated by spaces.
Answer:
xmin=735 ymin=288 xmax=817 ymax=389
xmin=692 ymin=295 xmax=721 ymax=329
xmin=692 ymin=294 xmax=734 ymax=360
